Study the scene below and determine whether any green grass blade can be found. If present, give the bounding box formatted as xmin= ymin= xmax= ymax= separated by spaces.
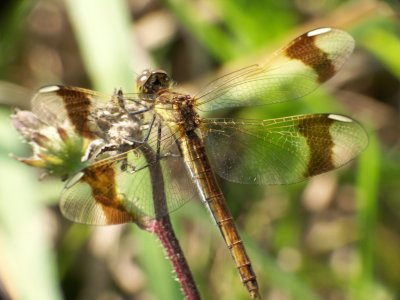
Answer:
xmin=64 ymin=0 xmax=136 ymax=92
xmin=0 ymin=109 xmax=62 ymax=300
xmin=350 ymin=130 xmax=384 ymax=299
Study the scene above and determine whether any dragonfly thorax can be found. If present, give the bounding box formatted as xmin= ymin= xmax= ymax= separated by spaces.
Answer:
xmin=136 ymin=69 xmax=171 ymax=97
xmin=153 ymin=92 xmax=200 ymax=133
xmin=173 ymin=95 xmax=200 ymax=132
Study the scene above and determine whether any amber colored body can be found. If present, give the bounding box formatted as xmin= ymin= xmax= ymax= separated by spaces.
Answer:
xmin=154 ymin=90 xmax=260 ymax=298
xmin=181 ymin=130 xmax=259 ymax=297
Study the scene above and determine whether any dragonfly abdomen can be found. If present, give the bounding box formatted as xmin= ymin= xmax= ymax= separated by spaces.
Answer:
xmin=180 ymin=130 xmax=260 ymax=298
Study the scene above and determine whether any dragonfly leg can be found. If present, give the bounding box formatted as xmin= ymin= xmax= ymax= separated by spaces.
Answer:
xmin=156 ymin=123 xmax=162 ymax=159
xmin=128 ymin=107 xmax=150 ymax=116
xmin=141 ymin=115 xmax=156 ymax=143
xmin=126 ymin=114 xmax=156 ymax=145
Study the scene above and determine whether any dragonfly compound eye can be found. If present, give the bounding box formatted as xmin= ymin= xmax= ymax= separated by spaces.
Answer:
xmin=136 ymin=69 xmax=152 ymax=93
xmin=139 ymin=70 xmax=171 ymax=96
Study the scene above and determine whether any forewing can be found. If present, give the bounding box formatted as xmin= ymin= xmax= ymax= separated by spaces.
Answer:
xmin=60 ymin=126 xmax=196 ymax=225
xmin=203 ymin=114 xmax=368 ymax=184
xmin=196 ymin=28 xmax=354 ymax=111
xmin=31 ymin=85 xmax=114 ymax=140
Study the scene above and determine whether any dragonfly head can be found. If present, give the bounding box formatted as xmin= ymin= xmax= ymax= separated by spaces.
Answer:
xmin=136 ymin=69 xmax=171 ymax=97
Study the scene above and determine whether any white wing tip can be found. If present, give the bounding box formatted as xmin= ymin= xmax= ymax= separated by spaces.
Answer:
xmin=39 ymin=85 xmax=60 ymax=93
xmin=328 ymin=114 xmax=353 ymax=122
xmin=307 ymin=28 xmax=332 ymax=37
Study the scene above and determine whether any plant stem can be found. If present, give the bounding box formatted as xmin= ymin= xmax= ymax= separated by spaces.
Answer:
xmin=140 ymin=143 xmax=201 ymax=300
xmin=151 ymin=217 xmax=201 ymax=300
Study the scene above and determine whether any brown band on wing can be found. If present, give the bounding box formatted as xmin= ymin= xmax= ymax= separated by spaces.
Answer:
xmin=83 ymin=163 xmax=134 ymax=224
xmin=57 ymin=87 xmax=96 ymax=139
xmin=285 ymin=34 xmax=335 ymax=83
xmin=298 ymin=116 xmax=335 ymax=177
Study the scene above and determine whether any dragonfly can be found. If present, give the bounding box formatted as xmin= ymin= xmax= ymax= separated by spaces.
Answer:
xmin=23 ymin=28 xmax=368 ymax=298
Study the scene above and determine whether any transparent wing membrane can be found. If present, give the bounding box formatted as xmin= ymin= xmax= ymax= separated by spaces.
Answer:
xmin=196 ymin=29 xmax=354 ymax=111
xmin=31 ymin=86 xmax=111 ymax=136
xmin=60 ymin=124 xmax=197 ymax=225
xmin=203 ymin=114 xmax=368 ymax=184
xmin=31 ymin=86 xmax=146 ymax=141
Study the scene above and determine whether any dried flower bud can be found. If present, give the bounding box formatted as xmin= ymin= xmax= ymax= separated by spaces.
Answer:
xmin=11 ymin=109 xmax=91 ymax=178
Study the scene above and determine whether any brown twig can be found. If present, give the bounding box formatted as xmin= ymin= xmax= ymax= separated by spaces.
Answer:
xmin=140 ymin=143 xmax=201 ymax=300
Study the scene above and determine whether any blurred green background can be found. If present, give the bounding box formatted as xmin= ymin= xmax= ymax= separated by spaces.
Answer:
xmin=0 ymin=0 xmax=399 ymax=299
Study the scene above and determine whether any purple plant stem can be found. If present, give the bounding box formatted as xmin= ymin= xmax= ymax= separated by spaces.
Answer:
xmin=140 ymin=143 xmax=200 ymax=300
xmin=148 ymin=217 xmax=201 ymax=300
